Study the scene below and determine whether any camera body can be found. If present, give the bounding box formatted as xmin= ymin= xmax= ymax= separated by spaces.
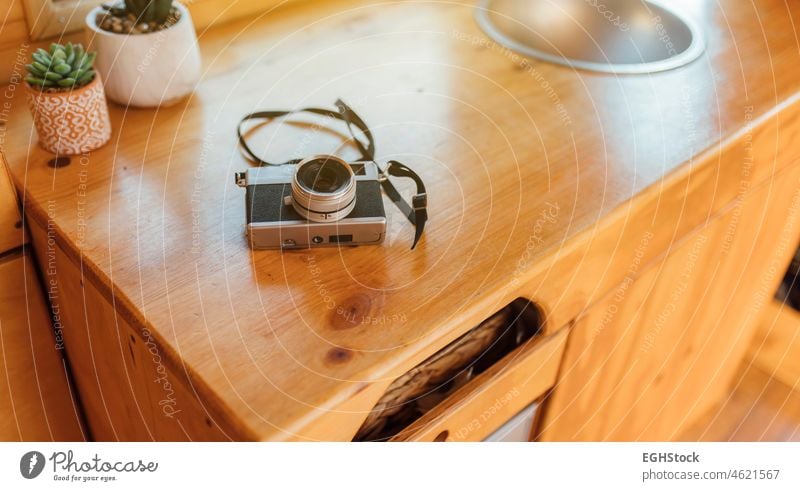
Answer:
xmin=235 ymin=158 xmax=386 ymax=249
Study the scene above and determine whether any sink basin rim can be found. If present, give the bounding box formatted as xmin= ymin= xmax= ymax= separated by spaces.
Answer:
xmin=474 ymin=0 xmax=706 ymax=74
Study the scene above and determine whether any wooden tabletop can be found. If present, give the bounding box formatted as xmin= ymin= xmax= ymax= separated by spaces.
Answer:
xmin=4 ymin=0 xmax=800 ymax=440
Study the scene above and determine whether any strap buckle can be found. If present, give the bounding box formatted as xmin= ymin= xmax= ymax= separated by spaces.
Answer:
xmin=412 ymin=193 xmax=427 ymax=210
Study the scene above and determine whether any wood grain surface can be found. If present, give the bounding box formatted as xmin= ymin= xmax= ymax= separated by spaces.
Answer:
xmin=538 ymin=162 xmax=800 ymax=441
xmin=0 ymin=153 xmax=23 ymax=254
xmin=0 ymin=252 xmax=85 ymax=441
xmin=2 ymin=0 xmax=800 ymax=440
xmin=679 ymin=362 xmax=800 ymax=442
xmin=748 ymin=301 xmax=800 ymax=391
xmin=27 ymin=223 xmax=244 ymax=440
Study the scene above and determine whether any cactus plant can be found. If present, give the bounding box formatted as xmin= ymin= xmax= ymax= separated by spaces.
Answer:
xmin=25 ymin=42 xmax=110 ymax=153
xmin=104 ymin=0 xmax=175 ymax=25
xmin=25 ymin=43 xmax=96 ymax=90
xmin=125 ymin=0 xmax=174 ymax=24
xmin=98 ymin=0 xmax=178 ymax=33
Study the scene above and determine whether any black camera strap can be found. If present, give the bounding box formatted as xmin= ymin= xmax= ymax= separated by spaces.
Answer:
xmin=381 ymin=160 xmax=427 ymax=250
xmin=237 ymin=99 xmax=427 ymax=249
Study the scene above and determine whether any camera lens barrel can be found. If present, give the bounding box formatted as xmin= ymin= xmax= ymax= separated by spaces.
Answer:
xmin=291 ymin=155 xmax=357 ymax=222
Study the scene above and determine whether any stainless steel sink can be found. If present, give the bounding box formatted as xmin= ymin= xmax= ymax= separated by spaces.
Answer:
xmin=475 ymin=0 xmax=705 ymax=74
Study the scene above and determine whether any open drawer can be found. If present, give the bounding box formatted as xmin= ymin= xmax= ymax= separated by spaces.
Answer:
xmin=354 ymin=299 xmax=568 ymax=442
xmin=393 ymin=329 xmax=567 ymax=441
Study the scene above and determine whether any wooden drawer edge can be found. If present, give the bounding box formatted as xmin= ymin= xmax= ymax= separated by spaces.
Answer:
xmin=0 ymin=152 xmax=24 ymax=254
xmin=392 ymin=327 xmax=568 ymax=441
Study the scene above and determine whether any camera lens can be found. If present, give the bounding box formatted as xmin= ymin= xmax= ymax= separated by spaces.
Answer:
xmin=296 ymin=158 xmax=350 ymax=193
xmin=290 ymin=155 xmax=357 ymax=222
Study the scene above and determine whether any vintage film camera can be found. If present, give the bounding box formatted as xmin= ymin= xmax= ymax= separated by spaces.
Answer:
xmin=235 ymin=155 xmax=387 ymax=249
xmin=235 ymin=100 xmax=427 ymax=250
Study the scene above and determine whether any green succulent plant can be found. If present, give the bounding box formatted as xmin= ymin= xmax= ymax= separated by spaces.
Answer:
xmin=25 ymin=43 xmax=96 ymax=90
xmin=123 ymin=0 xmax=174 ymax=24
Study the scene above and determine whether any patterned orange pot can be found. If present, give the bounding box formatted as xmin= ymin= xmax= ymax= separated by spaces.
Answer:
xmin=25 ymin=75 xmax=112 ymax=155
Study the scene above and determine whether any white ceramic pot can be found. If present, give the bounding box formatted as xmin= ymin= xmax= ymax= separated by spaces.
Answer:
xmin=85 ymin=2 xmax=201 ymax=108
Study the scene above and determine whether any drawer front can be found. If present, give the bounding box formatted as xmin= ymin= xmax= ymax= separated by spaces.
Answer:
xmin=392 ymin=328 xmax=567 ymax=441
xmin=0 ymin=153 xmax=23 ymax=254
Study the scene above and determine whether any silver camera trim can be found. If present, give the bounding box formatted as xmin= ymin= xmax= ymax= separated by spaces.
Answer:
xmin=241 ymin=161 xmax=380 ymax=185
xmin=247 ymin=217 xmax=386 ymax=249
xmin=238 ymin=161 xmax=386 ymax=249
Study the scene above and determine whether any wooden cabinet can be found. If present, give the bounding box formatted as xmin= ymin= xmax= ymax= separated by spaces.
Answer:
xmin=539 ymin=165 xmax=800 ymax=441
xmin=0 ymin=252 xmax=86 ymax=441
xmin=0 ymin=154 xmax=84 ymax=441
xmin=26 ymin=224 xmax=244 ymax=441
xmin=3 ymin=0 xmax=800 ymax=441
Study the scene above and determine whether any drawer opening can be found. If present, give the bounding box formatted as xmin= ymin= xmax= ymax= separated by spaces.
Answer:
xmin=353 ymin=298 xmax=544 ymax=441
